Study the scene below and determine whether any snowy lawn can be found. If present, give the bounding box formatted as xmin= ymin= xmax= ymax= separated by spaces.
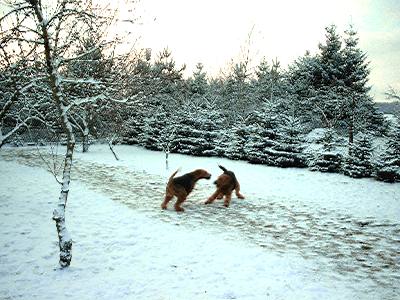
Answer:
xmin=0 ymin=144 xmax=399 ymax=300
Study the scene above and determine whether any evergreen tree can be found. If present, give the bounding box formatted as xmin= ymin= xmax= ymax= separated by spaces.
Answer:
xmin=287 ymin=52 xmax=320 ymax=128
xmin=340 ymin=25 xmax=374 ymax=143
xmin=224 ymin=122 xmax=249 ymax=160
xmin=254 ymin=58 xmax=284 ymax=103
xmin=245 ymin=109 xmax=279 ymax=165
xmin=223 ymin=61 xmax=253 ymax=122
xmin=317 ymin=25 xmax=344 ymax=88
xmin=140 ymin=108 xmax=168 ymax=151
xmin=273 ymin=114 xmax=307 ymax=167
xmin=343 ymin=133 xmax=373 ymax=178
xmin=376 ymin=122 xmax=400 ymax=182
xmin=122 ymin=114 xmax=142 ymax=145
xmin=310 ymin=128 xmax=342 ymax=172
xmin=170 ymin=102 xmax=223 ymax=157
xmin=188 ymin=63 xmax=208 ymax=96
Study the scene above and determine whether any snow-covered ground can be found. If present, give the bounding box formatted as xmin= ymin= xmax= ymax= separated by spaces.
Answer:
xmin=0 ymin=144 xmax=399 ymax=300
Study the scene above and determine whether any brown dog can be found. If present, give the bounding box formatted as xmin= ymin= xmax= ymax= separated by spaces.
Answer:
xmin=161 ymin=168 xmax=211 ymax=212
xmin=205 ymin=165 xmax=244 ymax=207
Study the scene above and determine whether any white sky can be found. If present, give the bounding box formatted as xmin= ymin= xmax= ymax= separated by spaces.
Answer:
xmin=128 ymin=0 xmax=400 ymax=101
xmin=1 ymin=0 xmax=398 ymax=101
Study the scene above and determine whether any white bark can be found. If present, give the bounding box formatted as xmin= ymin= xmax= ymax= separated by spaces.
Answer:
xmin=31 ymin=1 xmax=75 ymax=268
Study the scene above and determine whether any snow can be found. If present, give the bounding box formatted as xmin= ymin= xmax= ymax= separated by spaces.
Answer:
xmin=1 ymin=145 xmax=399 ymax=300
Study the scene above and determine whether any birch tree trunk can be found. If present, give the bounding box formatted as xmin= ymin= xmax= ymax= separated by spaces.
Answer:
xmin=31 ymin=2 xmax=75 ymax=268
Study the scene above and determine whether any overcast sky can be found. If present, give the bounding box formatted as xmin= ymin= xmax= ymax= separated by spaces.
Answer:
xmin=1 ymin=0 xmax=398 ymax=101
xmin=131 ymin=0 xmax=400 ymax=101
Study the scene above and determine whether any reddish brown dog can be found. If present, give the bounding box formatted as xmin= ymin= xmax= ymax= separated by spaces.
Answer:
xmin=161 ymin=168 xmax=211 ymax=212
xmin=205 ymin=165 xmax=245 ymax=207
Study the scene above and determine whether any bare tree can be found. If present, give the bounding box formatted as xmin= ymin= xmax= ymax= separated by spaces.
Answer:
xmin=1 ymin=0 xmax=138 ymax=268
xmin=385 ymin=86 xmax=400 ymax=102
xmin=0 ymin=16 xmax=49 ymax=147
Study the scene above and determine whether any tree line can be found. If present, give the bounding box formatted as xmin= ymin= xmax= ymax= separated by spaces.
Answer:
xmin=117 ymin=26 xmax=399 ymax=183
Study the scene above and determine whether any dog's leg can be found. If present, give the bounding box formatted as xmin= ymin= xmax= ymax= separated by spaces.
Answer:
xmin=174 ymin=191 xmax=187 ymax=211
xmin=174 ymin=195 xmax=186 ymax=212
xmin=216 ymin=193 xmax=224 ymax=199
xmin=205 ymin=190 xmax=220 ymax=205
xmin=161 ymin=194 xmax=173 ymax=209
xmin=235 ymin=182 xmax=245 ymax=199
xmin=224 ymin=192 xmax=233 ymax=207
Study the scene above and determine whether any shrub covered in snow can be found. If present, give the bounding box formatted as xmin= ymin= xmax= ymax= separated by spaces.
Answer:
xmin=375 ymin=123 xmax=400 ymax=182
xmin=343 ymin=134 xmax=373 ymax=178
xmin=309 ymin=128 xmax=343 ymax=172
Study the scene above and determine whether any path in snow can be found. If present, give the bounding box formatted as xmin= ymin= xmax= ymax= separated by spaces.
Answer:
xmin=1 ymin=147 xmax=399 ymax=298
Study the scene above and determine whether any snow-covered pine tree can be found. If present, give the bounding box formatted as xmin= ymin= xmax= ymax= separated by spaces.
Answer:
xmin=140 ymin=107 xmax=169 ymax=151
xmin=170 ymin=102 xmax=222 ymax=157
xmin=201 ymin=109 xmax=224 ymax=157
xmin=223 ymin=62 xmax=253 ymax=123
xmin=339 ymin=25 xmax=381 ymax=143
xmin=273 ymin=114 xmax=307 ymax=168
xmin=224 ymin=122 xmax=249 ymax=160
xmin=188 ymin=63 xmax=208 ymax=97
xmin=170 ymin=111 xmax=205 ymax=156
xmin=343 ymin=133 xmax=373 ymax=178
xmin=254 ymin=58 xmax=284 ymax=104
xmin=122 ymin=111 xmax=144 ymax=145
xmin=287 ymin=52 xmax=321 ymax=128
xmin=245 ymin=109 xmax=279 ymax=165
xmin=375 ymin=122 xmax=400 ymax=182
xmin=170 ymin=66 xmax=223 ymax=156
xmin=309 ymin=128 xmax=342 ymax=172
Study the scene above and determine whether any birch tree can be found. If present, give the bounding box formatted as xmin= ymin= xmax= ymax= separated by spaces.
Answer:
xmin=1 ymin=0 xmax=138 ymax=268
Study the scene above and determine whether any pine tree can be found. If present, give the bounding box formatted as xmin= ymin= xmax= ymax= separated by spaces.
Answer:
xmin=343 ymin=133 xmax=373 ymax=178
xmin=273 ymin=114 xmax=307 ymax=168
xmin=170 ymin=103 xmax=223 ymax=157
xmin=376 ymin=122 xmax=400 ymax=182
xmin=122 ymin=111 xmax=144 ymax=145
xmin=223 ymin=61 xmax=253 ymax=122
xmin=140 ymin=109 xmax=168 ymax=151
xmin=245 ymin=110 xmax=279 ymax=165
xmin=254 ymin=58 xmax=283 ymax=103
xmin=224 ymin=122 xmax=249 ymax=160
xmin=340 ymin=25 xmax=374 ymax=143
xmin=287 ymin=52 xmax=320 ymax=128
xmin=317 ymin=25 xmax=344 ymax=88
xmin=310 ymin=128 xmax=342 ymax=172
xmin=188 ymin=63 xmax=208 ymax=96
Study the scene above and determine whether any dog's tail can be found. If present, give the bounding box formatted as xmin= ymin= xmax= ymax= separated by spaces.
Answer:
xmin=218 ymin=164 xmax=228 ymax=173
xmin=168 ymin=168 xmax=180 ymax=183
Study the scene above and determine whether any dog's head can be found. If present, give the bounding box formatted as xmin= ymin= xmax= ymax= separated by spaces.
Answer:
xmin=192 ymin=169 xmax=211 ymax=180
